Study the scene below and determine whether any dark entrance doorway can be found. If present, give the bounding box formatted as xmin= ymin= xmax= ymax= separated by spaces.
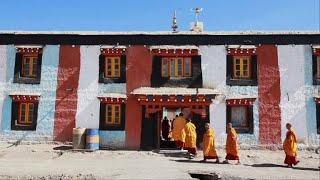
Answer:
xmin=140 ymin=105 xmax=210 ymax=150
xmin=140 ymin=106 xmax=160 ymax=150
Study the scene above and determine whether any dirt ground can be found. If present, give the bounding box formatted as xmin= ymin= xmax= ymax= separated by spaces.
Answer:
xmin=0 ymin=143 xmax=319 ymax=180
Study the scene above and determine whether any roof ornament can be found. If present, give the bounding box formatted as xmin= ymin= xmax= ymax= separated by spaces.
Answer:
xmin=191 ymin=7 xmax=203 ymax=32
xmin=172 ymin=10 xmax=178 ymax=33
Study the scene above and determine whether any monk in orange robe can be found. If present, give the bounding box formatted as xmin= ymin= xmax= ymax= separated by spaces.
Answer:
xmin=283 ymin=123 xmax=299 ymax=167
xmin=184 ymin=118 xmax=197 ymax=158
xmin=223 ymin=123 xmax=240 ymax=164
xmin=202 ymin=123 xmax=219 ymax=163
xmin=172 ymin=113 xmax=186 ymax=149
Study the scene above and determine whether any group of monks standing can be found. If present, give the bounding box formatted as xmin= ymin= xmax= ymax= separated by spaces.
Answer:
xmin=171 ymin=113 xmax=300 ymax=167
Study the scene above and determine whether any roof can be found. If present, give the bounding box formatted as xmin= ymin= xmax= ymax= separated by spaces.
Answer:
xmin=9 ymin=92 xmax=41 ymax=96
xmin=0 ymin=30 xmax=319 ymax=45
xmin=0 ymin=30 xmax=319 ymax=35
xmin=131 ymin=87 xmax=220 ymax=95
xmin=226 ymin=94 xmax=257 ymax=99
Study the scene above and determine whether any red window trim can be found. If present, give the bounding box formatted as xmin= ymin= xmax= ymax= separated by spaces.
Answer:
xmin=100 ymin=48 xmax=126 ymax=56
xmin=226 ymin=98 xmax=256 ymax=106
xmin=10 ymin=95 xmax=40 ymax=102
xmin=227 ymin=48 xmax=256 ymax=56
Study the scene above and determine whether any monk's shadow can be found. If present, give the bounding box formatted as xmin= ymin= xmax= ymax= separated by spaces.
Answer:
xmin=172 ymin=159 xmax=219 ymax=164
xmin=245 ymin=163 xmax=320 ymax=171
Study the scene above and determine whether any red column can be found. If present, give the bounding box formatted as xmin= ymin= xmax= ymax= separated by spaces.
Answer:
xmin=53 ymin=45 xmax=81 ymax=142
xmin=257 ymin=45 xmax=282 ymax=144
xmin=125 ymin=46 xmax=152 ymax=149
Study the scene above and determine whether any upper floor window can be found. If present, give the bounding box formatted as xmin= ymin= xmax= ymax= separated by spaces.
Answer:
xmin=13 ymin=46 xmax=42 ymax=84
xmin=226 ymin=47 xmax=257 ymax=86
xmin=105 ymin=56 xmax=121 ymax=78
xmin=233 ymin=56 xmax=251 ymax=79
xmin=313 ymin=49 xmax=320 ymax=85
xmin=99 ymin=47 xmax=126 ymax=84
xmin=161 ymin=57 xmax=192 ymax=77
xmin=21 ymin=55 xmax=38 ymax=78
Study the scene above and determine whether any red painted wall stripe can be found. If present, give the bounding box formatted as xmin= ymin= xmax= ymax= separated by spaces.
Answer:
xmin=125 ymin=46 xmax=153 ymax=149
xmin=53 ymin=45 xmax=81 ymax=142
xmin=257 ymin=45 xmax=282 ymax=144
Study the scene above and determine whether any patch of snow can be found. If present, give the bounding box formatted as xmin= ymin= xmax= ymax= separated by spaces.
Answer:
xmin=226 ymin=94 xmax=257 ymax=99
xmin=131 ymin=87 xmax=220 ymax=95
xmin=15 ymin=45 xmax=43 ymax=49
xmin=227 ymin=45 xmax=256 ymax=49
xmin=9 ymin=92 xmax=41 ymax=96
xmin=100 ymin=45 xmax=127 ymax=49
xmin=98 ymin=93 xmax=127 ymax=98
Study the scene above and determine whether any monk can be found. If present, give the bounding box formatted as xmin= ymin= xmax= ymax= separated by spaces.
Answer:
xmin=202 ymin=123 xmax=219 ymax=163
xmin=161 ymin=116 xmax=170 ymax=141
xmin=223 ymin=123 xmax=240 ymax=164
xmin=184 ymin=118 xmax=197 ymax=158
xmin=172 ymin=113 xmax=186 ymax=149
xmin=283 ymin=123 xmax=300 ymax=167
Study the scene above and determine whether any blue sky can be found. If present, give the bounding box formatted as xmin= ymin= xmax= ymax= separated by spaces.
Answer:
xmin=0 ymin=0 xmax=319 ymax=31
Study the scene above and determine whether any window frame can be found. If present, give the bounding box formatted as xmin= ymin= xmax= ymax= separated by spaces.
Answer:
xmin=161 ymin=57 xmax=192 ymax=78
xmin=99 ymin=103 xmax=126 ymax=131
xmin=105 ymin=104 xmax=121 ymax=126
xmin=13 ymin=51 xmax=42 ymax=84
xmin=232 ymin=56 xmax=252 ymax=79
xmin=105 ymin=56 xmax=121 ymax=78
xmin=11 ymin=100 xmax=38 ymax=131
xmin=226 ymin=105 xmax=254 ymax=134
xmin=21 ymin=54 xmax=38 ymax=78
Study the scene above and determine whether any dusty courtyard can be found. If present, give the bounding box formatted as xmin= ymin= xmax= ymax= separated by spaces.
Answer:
xmin=0 ymin=143 xmax=319 ymax=180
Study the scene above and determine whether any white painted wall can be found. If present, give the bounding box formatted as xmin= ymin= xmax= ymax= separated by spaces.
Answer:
xmin=278 ymin=45 xmax=310 ymax=142
xmin=0 ymin=46 xmax=7 ymax=128
xmin=200 ymin=45 xmax=259 ymax=145
xmin=76 ymin=46 xmax=126 ymax=129
xmin=76 ymin=46 xmax=101 ymax=128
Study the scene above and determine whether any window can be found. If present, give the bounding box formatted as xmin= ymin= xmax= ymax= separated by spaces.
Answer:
xmin=316 ymin=57 xmax=320 ymax=79
xmin=226 ymin=105 xmax=253 ymax=134
xmin=19 ymin=103 xmax=35 ymax=125
xmin=105 ymin=56 xmax=121 ymax=78
xmin=161 ymin=57 xmax=192 ymax=77
xmin=226 ymin=55 xmax=257 ymax=86
xmin=99 ymin=55 xmax=126 ymax=83
xmin=13 ymin=50 xmax=42 ymax=84
xmin=11 ymin=100 xmax=38 ymax=131
xmin=233 ymin=56 xmax=251 ymax=79
xmin=21 ymin=55 xmax=37 ymax=78
xmin=100 ymin=103 xmax=126 ymax=130
xmin=106 ymin=104 xmax=121 ymax=125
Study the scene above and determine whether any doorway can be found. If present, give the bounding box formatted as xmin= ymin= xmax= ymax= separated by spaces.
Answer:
xmin=140 ymin=105 xmax=210 ymax=150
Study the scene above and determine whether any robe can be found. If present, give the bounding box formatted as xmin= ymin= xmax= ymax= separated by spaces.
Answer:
xmin=203 ymin=128 xmax=218 ymax=160
xmin=225 ymin=127 xmax=239 ymax=160
xmin=184 ymin=121 xmax=197 ymax=155
xmin=172 ymin=116 xmax=186 ymax=148
xmin=283 ymin=129 xmax=299 ymax=165
xmin=161 ymin=119 xmax=170 ymax=140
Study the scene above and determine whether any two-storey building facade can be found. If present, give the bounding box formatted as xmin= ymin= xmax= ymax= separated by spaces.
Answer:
xmin=0 ymin=31 xmax=319 ymax=149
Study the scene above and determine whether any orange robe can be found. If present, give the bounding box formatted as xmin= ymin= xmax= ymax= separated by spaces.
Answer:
xmin=225 ymin=127 xmax=239 ymax=160
xmin=203 ymin=128 xmax=218 ymax=159
xmin=172 ymin=116 xmax=186 ymax=148
xmin=283 ymin=129 xmax=299 ymax=165
xmin=184 ymin=122 xmax=197 ymax=155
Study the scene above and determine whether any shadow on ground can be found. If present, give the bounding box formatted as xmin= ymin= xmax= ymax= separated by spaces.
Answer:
xmin=53 ymin=145 xmax=73 ymax=151
xmin=244 ymin=163 xmax=320 ymax=171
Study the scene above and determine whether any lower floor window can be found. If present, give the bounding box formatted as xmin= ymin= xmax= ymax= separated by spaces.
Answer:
xmin=100 ymin=103 xmax=126 ymax=130
xmin=226 ymin=105 xmax=253 ymax=134
xmin=11 ymin=101 xmax=38 ymax=131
